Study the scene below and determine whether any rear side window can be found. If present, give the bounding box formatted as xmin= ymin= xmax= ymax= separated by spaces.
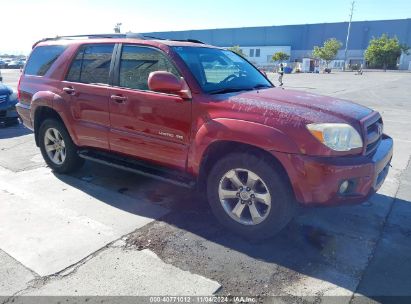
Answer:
xmin=25 ymin=45 xmax=66 ymax=76
xmin=66 ymin=44 xmax=114 ymax=85
xmin=119 ymin=45 xmax=179 ymax=90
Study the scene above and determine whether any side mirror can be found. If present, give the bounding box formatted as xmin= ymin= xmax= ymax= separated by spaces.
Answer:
xmin=148 ymin=71 xmax=191 ymax=99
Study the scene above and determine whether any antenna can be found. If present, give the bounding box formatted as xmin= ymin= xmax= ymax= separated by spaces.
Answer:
xmin=343 ymin=1 xmax=355 ymax=71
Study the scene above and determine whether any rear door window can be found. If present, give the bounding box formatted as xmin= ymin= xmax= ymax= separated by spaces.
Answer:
xmin=25 ymin=45 xmax=66 ymax=76
xmin=66 ymin=44 xmax=114 ymax=85
xmin=118 ymin=45 xmax=179 ymax=90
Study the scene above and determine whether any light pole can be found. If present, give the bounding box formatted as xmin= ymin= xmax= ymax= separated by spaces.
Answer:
xmin=343 ymin=1 xmax=355 ymax=71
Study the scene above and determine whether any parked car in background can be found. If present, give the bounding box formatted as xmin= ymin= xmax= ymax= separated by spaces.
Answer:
xmin=0 ymin=60 xmax=7 ymax=69
xmin=17 ymin=34 xmax=393 ymax=239
xmin=6 ymin=60 xmax=25 ymax=69
xmin=0 ymin=83 xmax=19 ymax=125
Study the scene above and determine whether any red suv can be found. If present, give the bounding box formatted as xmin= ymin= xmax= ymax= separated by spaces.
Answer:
xmin=17 ymin=34 xmax=393 ymax=239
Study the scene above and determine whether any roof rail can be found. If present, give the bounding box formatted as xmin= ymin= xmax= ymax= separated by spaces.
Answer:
xmin=32 ymin=33 xmax=146 ymax=48
xmin=143 ymin=35 xmax=205 ymax=44
xmin=32 ymin=33 xmax=205 ymax=48
xmin=173 ymin=39 xmax=205 ymax=44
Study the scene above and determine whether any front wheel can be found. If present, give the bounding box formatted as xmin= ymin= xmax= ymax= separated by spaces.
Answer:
xmin=207 ymin=152 xmax=297 ymax=240
xmin=39 ymin=119 xmax=84 ymax=174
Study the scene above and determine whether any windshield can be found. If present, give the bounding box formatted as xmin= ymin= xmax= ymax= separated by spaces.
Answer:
xmin=173 ymin=46 xmax=272 ymax=94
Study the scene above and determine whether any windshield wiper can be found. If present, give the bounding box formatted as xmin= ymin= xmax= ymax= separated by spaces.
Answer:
xmin=208 ymin=87 xmax=253 ymax=95
xmin=252 ymin=84 xmax=272 ymax=90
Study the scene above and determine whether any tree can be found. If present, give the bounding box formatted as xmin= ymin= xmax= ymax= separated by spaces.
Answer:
xmin=364 ymin=34 xmax=409 ymax=70
xmin=312 ymin=38 xmax=342 ymax=68
xmin=228 ymin=45 xmax=245 ymax=57
xmin=272 ymin=52 xmax=290 ymax=63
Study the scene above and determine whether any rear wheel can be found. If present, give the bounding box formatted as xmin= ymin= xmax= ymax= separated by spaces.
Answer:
xmin=39 ymin=119 xmax=84 ymax=173
xmin=207 ymin=152 xmax=296 ymax=240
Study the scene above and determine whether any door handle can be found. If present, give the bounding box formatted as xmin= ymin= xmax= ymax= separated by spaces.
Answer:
xmin=63 ymin=87 xmax=76 ymax=95
xmin=110 ymin=94 xmax=127 ymax=103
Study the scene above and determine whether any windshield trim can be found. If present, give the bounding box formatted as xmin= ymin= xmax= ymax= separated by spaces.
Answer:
xmin=171 ymin=46 xmax=274 ymax=95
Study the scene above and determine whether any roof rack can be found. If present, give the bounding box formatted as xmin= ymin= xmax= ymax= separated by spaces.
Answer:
xmin=32 ymin=33 xmax=143 ymax=48
xmin=32 ymin=33 xmax=205 ymax=48
xmin=143 ymin=35 xmax=205 ymax=44
xmin=173 ymin=39 xmax=205 ymax=44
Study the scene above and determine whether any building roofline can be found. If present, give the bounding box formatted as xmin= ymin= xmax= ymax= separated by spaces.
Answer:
xmin=144 ymin=18 xmax=411 ymax=34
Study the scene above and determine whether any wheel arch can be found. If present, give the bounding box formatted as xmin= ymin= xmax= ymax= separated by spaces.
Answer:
xmin=31 ymin=89 xmax=78 ymax=147
xmin=33 ymin=106 xmax=66 ymax=147
xmin=190 ymin=118 xmax=300 ymax=187
xmin=197 ymin=140 xmax=294 ymax=200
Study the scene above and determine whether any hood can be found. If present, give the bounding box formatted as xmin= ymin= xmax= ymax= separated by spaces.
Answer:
xmin=213 ymin=87 xmax=372 ymax=129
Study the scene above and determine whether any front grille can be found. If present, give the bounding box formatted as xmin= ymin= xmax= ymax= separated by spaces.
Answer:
xmin=364 ymin=115 xmax=383 ymax=155
xmin=0 ymin=110 xmax=6 ymax=118
xmin=0 ymin=95 xmax=7 ymax=104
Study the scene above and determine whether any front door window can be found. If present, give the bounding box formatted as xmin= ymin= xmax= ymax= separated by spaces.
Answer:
xmin=118 ymin=45 xmax=179 ymax=90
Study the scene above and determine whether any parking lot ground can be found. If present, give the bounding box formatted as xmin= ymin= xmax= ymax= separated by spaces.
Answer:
xmin=0 ymin=165 xmax=169 ymax=276
xmin=352 ymin=162 xmax=411 ymax=303
xmin=0 ymin=70 xmax=411 ymax=302
xmin=0 ymin=69 xmax=20 ymax=90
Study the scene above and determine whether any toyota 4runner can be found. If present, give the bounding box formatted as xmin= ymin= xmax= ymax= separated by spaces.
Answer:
xmin=17 ymin=34 xmax=393 ymax=239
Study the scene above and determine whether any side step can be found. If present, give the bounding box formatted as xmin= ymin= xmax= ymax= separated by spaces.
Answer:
xmin=78 ymin=149 xmax=196 ymax=189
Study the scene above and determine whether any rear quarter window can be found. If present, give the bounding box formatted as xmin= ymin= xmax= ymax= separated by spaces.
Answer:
xmin=24 ymin=45 xmax=66 ymax=76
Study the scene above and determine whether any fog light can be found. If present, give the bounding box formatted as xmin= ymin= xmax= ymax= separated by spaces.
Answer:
xmin=339 ymin=181 xmax=350 ymax=194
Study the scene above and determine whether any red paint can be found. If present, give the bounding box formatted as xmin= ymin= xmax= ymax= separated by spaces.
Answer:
xmin=17 ymin=74 xmax=22 ymax=100
xmin=148 ymin=71 xmax=183 ymax=94
xmin=17 ymin=38 xmax=393 ymax=206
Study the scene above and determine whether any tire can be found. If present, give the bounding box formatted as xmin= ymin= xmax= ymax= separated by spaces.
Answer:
xmin=207 ymin=152 xmax=297 ymax=240
xmin=39 ymin=118 xmax=84 ymax=174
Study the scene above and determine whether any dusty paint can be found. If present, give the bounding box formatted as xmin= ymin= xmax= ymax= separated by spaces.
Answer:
xmin=217 ymin=88 xmax=373 ymax=132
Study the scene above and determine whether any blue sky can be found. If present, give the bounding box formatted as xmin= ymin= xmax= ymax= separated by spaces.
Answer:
xmin=1 ymin=0 xmax=410 ymax=54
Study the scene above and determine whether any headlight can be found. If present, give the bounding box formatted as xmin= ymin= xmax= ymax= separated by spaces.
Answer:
xmin=306 ymin=123 xmax=363 ymax=151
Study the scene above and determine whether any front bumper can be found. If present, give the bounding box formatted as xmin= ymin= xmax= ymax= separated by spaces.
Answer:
xmin=273 ymin=135 xmax=393 ymax=206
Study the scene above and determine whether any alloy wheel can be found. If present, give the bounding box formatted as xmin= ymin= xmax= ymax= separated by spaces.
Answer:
xmin=44 ymin=128 xmax=66 ymax=165
xmin=218 ymin=168 xmax=271 ymax=226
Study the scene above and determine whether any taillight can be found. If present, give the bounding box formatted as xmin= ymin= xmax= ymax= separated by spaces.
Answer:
xmin=17 ymin=74 xmax=22 ymax=100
